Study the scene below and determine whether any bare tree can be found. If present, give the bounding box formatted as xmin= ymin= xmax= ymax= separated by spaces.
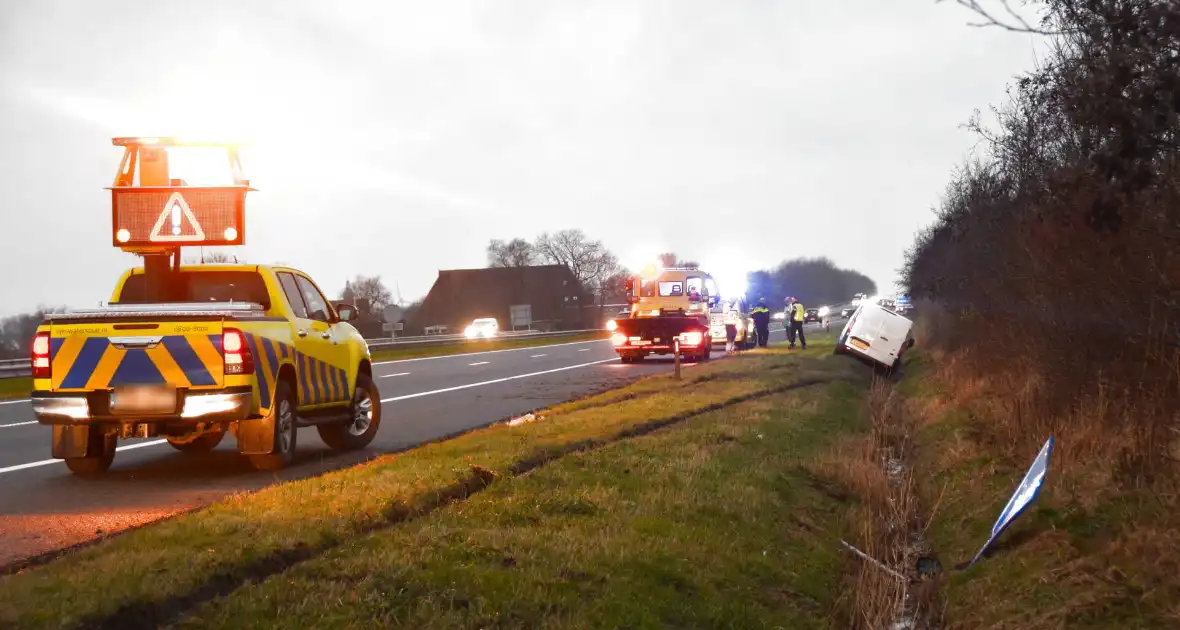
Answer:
xmin=486 ymin=238 xmax=536 ymax=267
xmin=0 ymin=306 xmax=67 ymax=359
xmin=340 ymin=275 xmax=393 ymax=318
xmin=599 ymin=268 xmax=632 ymax=304
xmin=534 ymin=229 xmax=620 ymax=297
xmin=937 ymin=0 xmax=1064 ymax=34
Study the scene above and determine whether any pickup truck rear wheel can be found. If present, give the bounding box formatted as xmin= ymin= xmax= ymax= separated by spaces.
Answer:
xmin=167 ymin=430 xmax=225 ymax=454
xmin=64 ymin=429 xmax=116 ymax=476
xmin=318 ymin=372 xmax=381 ymax=451
xmin=248 ymin=381 xmax=297 ymax=471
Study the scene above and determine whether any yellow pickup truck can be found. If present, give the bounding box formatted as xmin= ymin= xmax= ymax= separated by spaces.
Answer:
xmin=29 ymin=264 xmax=381 ymax=475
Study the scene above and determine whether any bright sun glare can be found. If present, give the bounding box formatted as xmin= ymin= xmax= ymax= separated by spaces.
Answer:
xmin=164 ymin=147 xmax=237 ymax=186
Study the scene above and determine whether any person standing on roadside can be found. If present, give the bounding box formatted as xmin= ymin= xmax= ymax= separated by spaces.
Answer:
xmin=750 ymin=298 xmax=771 ymax=348
xmin=787 ymin=296 xmax=807 ymax=349
xmin=724 ymin=300 xmax=740 ymax=355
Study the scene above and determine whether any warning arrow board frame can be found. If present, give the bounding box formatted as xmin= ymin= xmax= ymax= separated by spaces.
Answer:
xmin=109 ymin=186 xmax=247 ymax=250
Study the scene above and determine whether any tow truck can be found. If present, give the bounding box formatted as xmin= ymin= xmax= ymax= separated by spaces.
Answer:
xmin=610 ymin=265 xmax=716 ymax=363
xmin=29 ymin=137 xmax=382 ymax=475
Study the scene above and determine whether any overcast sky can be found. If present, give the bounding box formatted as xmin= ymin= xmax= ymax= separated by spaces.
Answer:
xmin=0 ymin=0 xmax=1049 ymax=316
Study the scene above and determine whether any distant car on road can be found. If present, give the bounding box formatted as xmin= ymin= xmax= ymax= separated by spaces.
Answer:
xmin=804 ymin=308 xmax=821 ymax=323
xmin=464 ymin=318 xmax=500 ymax=339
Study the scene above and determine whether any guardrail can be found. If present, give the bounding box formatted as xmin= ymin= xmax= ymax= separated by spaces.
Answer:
xmin=0 ymin=359 xmax=27 ymax=379
xmin=0 ymin=329 xmax=608 ymax=380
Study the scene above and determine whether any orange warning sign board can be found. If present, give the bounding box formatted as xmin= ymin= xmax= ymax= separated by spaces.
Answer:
xmin=110 ymin=186 xmax=246 ymax=249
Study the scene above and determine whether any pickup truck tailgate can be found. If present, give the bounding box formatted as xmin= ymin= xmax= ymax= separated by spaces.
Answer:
xmin=47 ymin=316 xmax=229 ymax=393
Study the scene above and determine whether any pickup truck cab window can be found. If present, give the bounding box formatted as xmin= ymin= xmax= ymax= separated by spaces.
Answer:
xmin=295 ymin=275 xmax=332 ymax=323
xmin=276 ymin=272 xmax=309 ymax=319
xmin=116 ymin=270 xmax=270 ymax=308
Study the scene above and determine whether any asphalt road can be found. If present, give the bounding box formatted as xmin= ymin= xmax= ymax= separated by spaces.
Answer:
xmin=0 ymin=325 xmax=799 ymax=568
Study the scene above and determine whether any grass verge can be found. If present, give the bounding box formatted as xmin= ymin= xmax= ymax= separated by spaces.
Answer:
xmin=0 ymin=332 xmax=609 ymax=401
xmin=0 ymin=335 xmax=872 ymax=630
xmin=896 ymin=350 xmax=1180 ymax=629
xmin=0 ymin=376 xmax=28 ymax=400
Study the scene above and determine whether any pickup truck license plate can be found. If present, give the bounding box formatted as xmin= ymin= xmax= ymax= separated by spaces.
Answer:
xmin=633 ymin=340 xmax=651 ymax=346
xmin=110 ymin=385 xmax=177 ymax=415
xmin=850 ymin=338 xmax=870 ymax=351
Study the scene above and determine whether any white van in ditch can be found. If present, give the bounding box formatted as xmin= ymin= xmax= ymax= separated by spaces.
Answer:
xmin=834 ymin=302 xmax=915 ymax=372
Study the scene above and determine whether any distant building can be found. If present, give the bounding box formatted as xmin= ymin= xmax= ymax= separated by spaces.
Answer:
xmin=409 ymin=265 xmax=596 ymax=334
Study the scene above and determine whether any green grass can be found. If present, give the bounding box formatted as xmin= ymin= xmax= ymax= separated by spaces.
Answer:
xmin=0 ymin=335 xmax=872 ymax=630
xmin=0 ymin=376 xmax=28 ymax=400
xmin=0 ymin=332 xmax=609 ymax=400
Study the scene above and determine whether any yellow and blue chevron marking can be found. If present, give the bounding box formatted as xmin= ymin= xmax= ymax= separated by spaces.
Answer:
xmin=50 ymin=334 xmax=224 ymax=391
xmin=47 ymin=332 xmax=350 ymax=413
xmin=241 ymin=332 xmax=350 ymax=411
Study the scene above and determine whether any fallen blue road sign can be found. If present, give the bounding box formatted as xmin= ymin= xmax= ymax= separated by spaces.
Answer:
xmin=968 ymin=435 xmax=1055 ymax=568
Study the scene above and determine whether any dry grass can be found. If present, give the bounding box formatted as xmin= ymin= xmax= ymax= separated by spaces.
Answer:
xmin=809 ymin=377 xmax=944 ymax=630
xmin=897 ymin=333 xmax=1180 ymax=630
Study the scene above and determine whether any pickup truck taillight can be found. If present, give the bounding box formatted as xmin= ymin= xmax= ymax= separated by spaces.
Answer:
xmin=30 ymin=332 xmax=51 ymax=379
xmin=222 ymin=328 xmax=255 ymax=375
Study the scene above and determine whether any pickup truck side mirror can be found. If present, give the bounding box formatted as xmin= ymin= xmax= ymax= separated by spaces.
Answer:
xmin=337 ymin=305 xmax=357 ymax=322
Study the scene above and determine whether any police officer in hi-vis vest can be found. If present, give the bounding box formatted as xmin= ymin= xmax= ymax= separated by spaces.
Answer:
xmin=786 ymin=296 xmax=807 ymax=349
xmin=749 ymin=298 xmax=771 ymax=348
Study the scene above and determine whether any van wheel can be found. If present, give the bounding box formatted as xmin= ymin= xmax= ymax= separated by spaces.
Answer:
xmin=248 ymin=380 xmax=298 ymax=471
xmin=318 ymin=372 xmax=382 ymax=451
xmin=168 ymin=430 xmax=225 ymax=454
xmin=65 ymin=429 xmax=116 ymax=476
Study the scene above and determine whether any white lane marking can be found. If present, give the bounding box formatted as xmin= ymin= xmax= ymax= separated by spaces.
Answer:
xmin=0 ymin=439 xmax=168 ymax=475
xmin=382 ymin=358 xmax=619 ymax=403
xmin=0 ymin=398 xmax=30 ymax=406
xmin=372 ymin=339 xmax=609 ymax=367
xmin=380 ymin=372 xmax=411 ymax=378
xmin=0 ymin=355 xmax=632 ymax=475
xmin=578 ymin=348 xmax=590 ymax=352
xmin=1 ymin=421 xmax=37 ymax=429
xmin=530 ymin=354 xmax=546 ymax=358
xmin=469 ymin=361 xmax=490 ymax=366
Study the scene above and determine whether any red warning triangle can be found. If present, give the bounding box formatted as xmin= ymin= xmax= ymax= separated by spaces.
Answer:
xmin=149 ymin=192 xmax=207 ymax=242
